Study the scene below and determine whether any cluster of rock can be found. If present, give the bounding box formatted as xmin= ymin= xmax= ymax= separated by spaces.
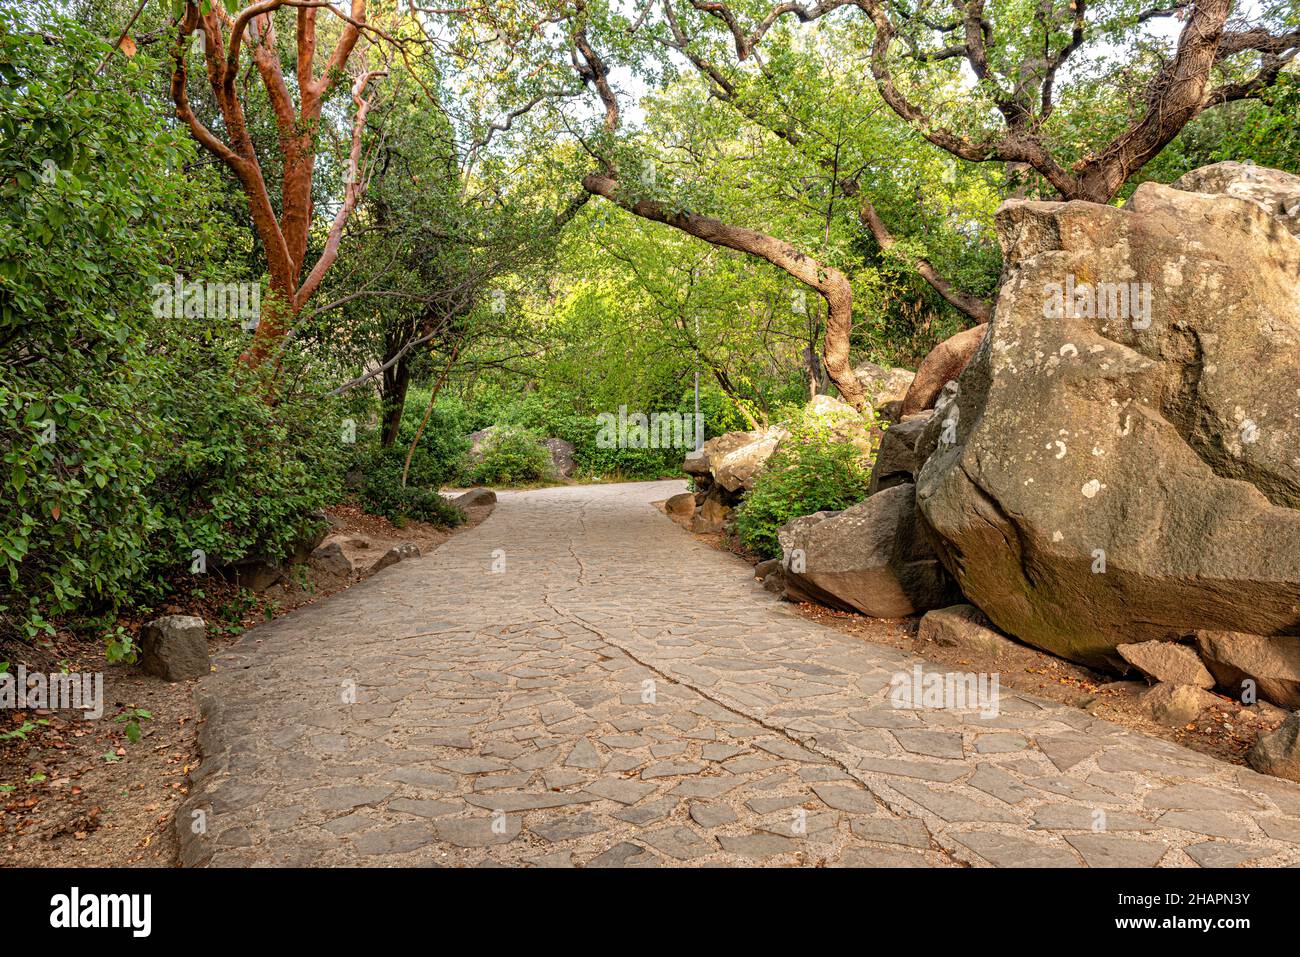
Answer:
xmin=668 ymin=369 xmax=914 ymax=534
xmin=691 ymin=162 xmax=1300 ymax=781
xmin=466 ymin=426 xmax=576 ymax=478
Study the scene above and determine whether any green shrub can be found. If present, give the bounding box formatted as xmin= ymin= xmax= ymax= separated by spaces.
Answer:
xmin=142 ymin=357 xmax=347 ymax=584
xmin=350 ymin=426 xmax=467 ymax=527
xmin=734 ymin=412 xmax=877 ymax=560
xmin=358 ymin=473 xmax=465 ymax=527
xmin=469 ymin=426 xmax=551 ymax=485
xmin=0 ymin=14 xmax=211 ymax=640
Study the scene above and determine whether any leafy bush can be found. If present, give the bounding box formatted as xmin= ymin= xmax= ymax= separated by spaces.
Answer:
xmin=733 ymin=412 xmax=876 ymax=560
xmin=468 ymin=426 xmax=551 ymax=485
xmin=142 ymin=357 xmax=347 ymax=584
xmin=358 ymin=472 xmax=465 ymax=527
xmin=0 ymin=15 xmax=206 ymax=640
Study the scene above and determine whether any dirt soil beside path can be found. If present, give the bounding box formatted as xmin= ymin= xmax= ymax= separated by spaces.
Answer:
xmin=664 ymin=501 xmax=1286 ymax=772
xmin=0 ymin=499 xmax=493 ymax=868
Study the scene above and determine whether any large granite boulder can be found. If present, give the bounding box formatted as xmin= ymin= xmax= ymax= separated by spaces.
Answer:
xmin=777 ymin=483 xmax=960 ymax=618
xmin=1173 ymin=161 xmax=1300 ymax=236
xmin=853 ymin=361 xmax=916 ymax=422
xmin=712 ymin=427 xmax=788 ymax=493
xmin=914 ymin=166 xmax=1300 ymax=669
xmin=868 ymin=412 xmax=934 ymax=494
xmin=543 ymin=437 xmax=577 ymax=478
xmin=804 ymin=394 xmax=880 ymax=460
xmin=700 ymin=430 xmax=756 ymax=475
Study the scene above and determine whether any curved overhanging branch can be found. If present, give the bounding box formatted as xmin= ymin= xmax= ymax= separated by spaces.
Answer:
xmin=581 ymin=172 xmax=867 ymax=409
xmin=858 ymin=199 xmax=991 ymax=323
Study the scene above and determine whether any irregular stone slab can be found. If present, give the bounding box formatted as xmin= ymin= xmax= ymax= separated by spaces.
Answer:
xmin=889 ymin=780 xmax=1019 ymax=824
xmin=353 ymin=822 xmax=438 ymax=855
xmin=952 ymin=832 xmax=1081 ymax=868
xmin=565 ymin=738 xmax=602 ymax=769
xmin=1254 ymin=815 xmax=1300 ymax=842
xmin=435 ymin=756 xmax=510 ymax=774
xmin=837 ymin=846 xmax=930 ymax=867
xmin=431 ymin=815 xmax=522 ymax=847
xmin=671 ymin=774 xmax=745 ymax=799
xmin=388 ymin=799 xmax=460 ymax=819
xmin=1155 ymin=809 xmax=1251 ymax=840
xmin=745 ymin=793 xmax=809 ymax=815
xmin=530 ymin=811 xmax=607 ymax=843
xmin=716 ymin=832 xmax=799 ymax=859
xmin=966 ymin=764 xmax=1037 ymax=805
xmin=1031 ymin=805 xmax=1155 ymax=832
xmin=753 ymin=737 xmax=831 ymax=763
xmin=641 ymin=826 xmax=714 ymax=861
xmin=1035 ymin=735 xmax=1104 ymax=773
xmin=891 ymin=729 xmax=964 ymax=760
xmin=689 ymin=803 xmax=738 ymax=827
xmin=583 ymin=779 xmax=659 ymax=805
xmin=641 ymin=761 xmax=705 ymax=780
xmin=388 ymin=768 xmax=459 ymax=791
xmin=1117 ymin=641 xmax=1214 ymax=689
xmin=1065 ymin=834 xmax=1167 ymax=868
xmin=1144 ymin=784 xmax=1265 ymax=812
xmin=315 ymin=785 xmax=395 ymax=811
xmin=974 ymin=734 xmax=1028 ymax=754
xmin=587 ymin=842 xmax=658 ymax=868
xmin=848 ymin=816 xmax=931 ymax=849
xmin=1184 ymin=841 xmax=1278 ymax=867
xmin=811 ymin=783 xmax=879 ymax=814
xmin=463 ymin=791 xmax=596 ymax=812
xmin=612 ymin=797 xmax=678 ymax=826
xmin=857 ymin=756 xmax=967 ymax=783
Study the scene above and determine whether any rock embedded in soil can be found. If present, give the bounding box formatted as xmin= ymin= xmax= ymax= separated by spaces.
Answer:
xmin=454 ymin=487 xmax=496 ymax=508
xmin=1247 ymin=712 xmax=1300 ymax=782
xmin=1195 ymin=630 xmax=1300 ymax=709
xmin=140 ymin=615 xmax=210 ymax=682
xmin=918 ymin=604 xmax=1022 ymax=659
xmin=1140 ymin=683 xmax=1219 ymax=728
xmin=372 ymin=542 xmax=420 ymax=574
xmin=309 ymin=540 xmax=354 ymax=578
xmin=665 ymin=492 xmax=696 ymax=525
xmin=1117 ymin=640 xmax=1214 ymax=690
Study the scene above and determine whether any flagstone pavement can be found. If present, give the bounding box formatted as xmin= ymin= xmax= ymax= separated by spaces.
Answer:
xmin=178 ymin=481 xmax=1300 ymax=867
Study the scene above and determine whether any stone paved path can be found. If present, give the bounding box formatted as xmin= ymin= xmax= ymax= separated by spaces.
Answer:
xmin=179 ymin=482 xmax=1300 ymax=867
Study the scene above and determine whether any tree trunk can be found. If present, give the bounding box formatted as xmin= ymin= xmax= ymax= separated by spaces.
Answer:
xmin=380 ymin=351 xmax=411 ymax=448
